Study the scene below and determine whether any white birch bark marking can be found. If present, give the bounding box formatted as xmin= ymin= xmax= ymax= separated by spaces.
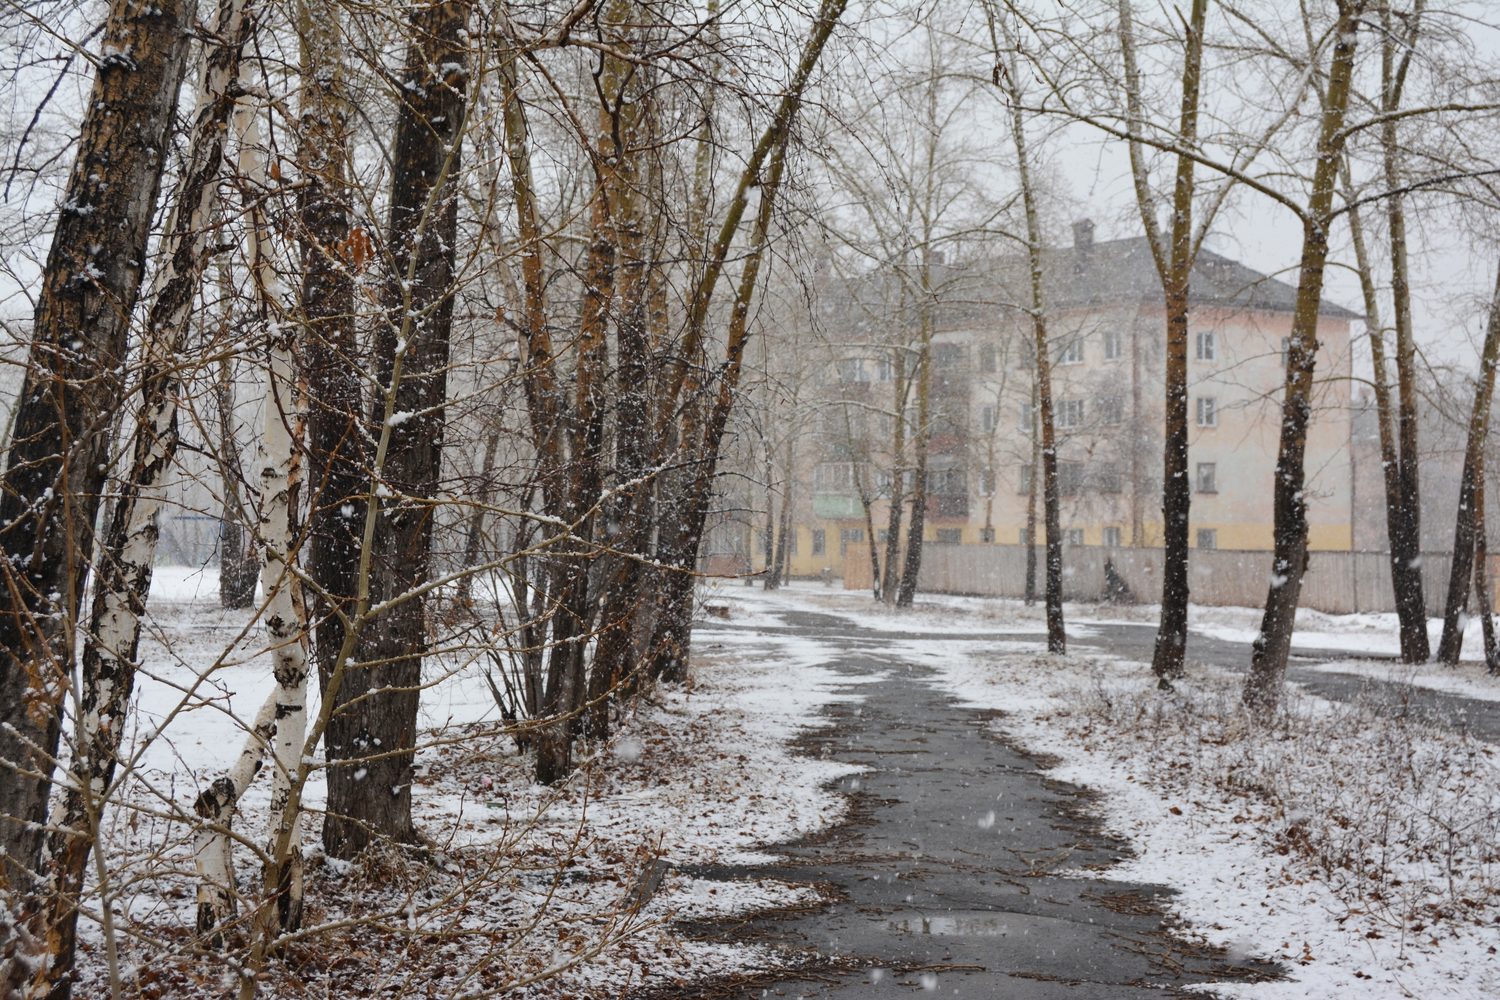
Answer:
xmin=240 ymin=82 xmax=311 ymax=928
xmin=193 ymin=691 xmax=277 ymax=937
xmin=81 ymin=0 xmax=253 ymax=807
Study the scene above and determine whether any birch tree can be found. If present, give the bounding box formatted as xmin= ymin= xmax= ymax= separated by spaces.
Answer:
xmin=0 ymin=0 xmax=193 ymax=892
xmin=35 ymin=0 xmax=254 ymax=986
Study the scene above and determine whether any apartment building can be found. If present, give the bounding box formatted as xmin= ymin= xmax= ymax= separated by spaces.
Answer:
xmin=743 ymin=221 xmax=1358 ymax=581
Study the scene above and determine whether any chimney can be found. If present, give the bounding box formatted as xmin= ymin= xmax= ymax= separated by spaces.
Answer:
xmin=1072 ymin=218 xmax=1095 ymax=250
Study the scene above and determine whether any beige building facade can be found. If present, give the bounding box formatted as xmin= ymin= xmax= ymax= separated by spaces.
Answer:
xmin=738 ymin=228 xmax=1357 ymax=582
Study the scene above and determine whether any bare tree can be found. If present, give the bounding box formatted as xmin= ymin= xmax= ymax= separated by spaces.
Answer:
xmin=0 ymin=0 xmax=193 ymax=893
xmin=1243 ymin=0 xmax=1369 ymax=718
xmin=1437 ymin=267 xmax=1500 ymax=662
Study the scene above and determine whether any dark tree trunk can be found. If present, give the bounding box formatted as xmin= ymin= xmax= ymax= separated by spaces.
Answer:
xmin=647 ymin=130 xmax=799 ymax=682
xmin=1122 ymin=0 xmax=1208 ymax=683
xmin=0 ymin=0 xmax=192 ymax=894
xmin=1024 ymin=377 xmax=1038 ymax=605
xmin=1477 ymin=482 xmax=1499 ymax=673
xmin=323 ymin=0 xmax=467 ymax=857
xmin=297 ymin=2 xmax=364 ymax=701
xmin=1000 ymin=38 xmax=1063 ymax=652
xmin=1384 ymin=6 xmax=1430 ymax=664
xmin=455 ymin=425 xmax=502 ymax=605
xmin=771 ymin=482 xmax=793 ymax=586
xmin=1437 ymin=268 xmax=1500 ymax=664
xmin=218 ymin=348 xmax=258 ymax=609
xmin=643 ymin=0 xmax=846 ymax=679
xmin=880 ymin=351 xmax=906 ymax=604
xmin=1243 ymin=1 xmax=1365 ymax=718
xmin=896 ymin=317 xmax=929 ymax=609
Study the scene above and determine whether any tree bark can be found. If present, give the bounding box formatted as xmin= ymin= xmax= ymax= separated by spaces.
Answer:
xmin=324 ymin=0 xmax=468 ymax=853
xmin=34 ymin=0 xmax=252 ymax=987
xmin=1437 ymin=267 xmax=1500 ymax=664
xmin=1383 ymin=2 xmax=1430 ymax=662
xmin=1145 ymin=0 xmax=1208 ymax=684
xmin=1477 ymin=481 xmax=1499 ymax=672
xmin=880 ymin=349 xmax=906 ymax=603
xmin=771 ymin=468 xmax=793 ymax=587
xmin=1344 ymin=165 xmax=1425 ymax=664
xmin=1025 ymin=375 xmax=1038 ymax=604
xmin=217 ymin=353 xmax=259 ymax=609
xmin=1243 ymin=1 xmax=1366 ymax=719
xmin=232 ymin=83 xmax=313 ymax=940
xmin=896 ymin=299 xmax=931 ymax=608
xmin=297 ymin=0 xmax=364 ymax=708
xmin=1000 ymin=27 xmax=1063 ymax=651
xmin=192 ymin=691 xmax=277 ymax=945
xmin=0 ymin=0 xmax=192 ymax=894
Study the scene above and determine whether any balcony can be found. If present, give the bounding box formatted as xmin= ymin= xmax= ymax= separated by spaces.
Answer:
xmin=813 ymin=493 xmax=863 ymax=519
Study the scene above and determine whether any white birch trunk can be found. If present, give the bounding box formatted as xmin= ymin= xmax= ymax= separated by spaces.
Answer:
xmin=240 ymin=84 xmax=312 ymax=935
xmin=193 ymin=691 xmax=277 ymax=939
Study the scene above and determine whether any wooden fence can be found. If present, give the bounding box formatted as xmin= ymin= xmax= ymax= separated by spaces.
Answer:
xmin=843 ymin=542 xmax=1500 ymax=615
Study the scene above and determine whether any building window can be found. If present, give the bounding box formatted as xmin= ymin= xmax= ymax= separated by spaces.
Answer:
xmin=1064 ymin=528 xmax=1085 ymax=546
xmin=877 ymin=529 xmax=889 ymax=543
xmin=1096 ymin=462 xmax=1122 ymax=493
xmin=816 ymin=462 xmax=856 ymax=491
xmin=757 ymin=529 xmax=771 ymax=554
xmin=1020 ymin=526 xmax=1033 ymax=545
xmin=1020 ymin=340 xmax=1035 ymax=369
xmin=1098 ymin=395 xmax=1123 ymax=426
xmin=1019 ymin=402 xmax=1035 ymax=431
xmin=1019 ymin=465 xmax=1033 ymax=494
xmin=1196 ymin=330 xmax=1216 ymax=361
xmin=980 ymin=467 xmax=996 ymax=495
xmin=1103 ymin=526 xmax=1122 ymax=547
xmin=789 ymin=530 xmax=799 ymax=555
xmin=935 ymin=528 xmax=963 ymax=545
xmin=981 ymin=405 xmax=996 ymax=433
xmin=1196 ymin=396 xmax=1217 ymax=427
xmin=934 ymin=343 xmax=964 ymax=368
xmin=979 ymin=344 xmax=997 ymax=373
xmin=876 ymin=357 xmax=894 ymax=381
xmin=812 ymin=529 xmax=826 ymax=555
xmin=1197 ymin=528 xmax=1218 ymax=550
xmin=1103 ymin=329 xmax=1123 ymax=360
xmin=1057 ymin=398 xmax=1085 ymax=429
xmin=927 ymin=467 xmax=967 ymax=494
xmin=837 ymin=358 xmax=868 ymax=382
xmin=1058 ymin=462 xmax=1085 ymax=496
xmin=980 ymin=526 xmax=995 ymax=543
xmin=839 ymin=528 xmax=864 ymax=554
xmin=1280 ymin=336 xmax=1291 ymax=366
xmin=1057 ymin=337 xmax=1084 ymax=365
xmin=1196 ymin=462 xmax=1217 ymax=493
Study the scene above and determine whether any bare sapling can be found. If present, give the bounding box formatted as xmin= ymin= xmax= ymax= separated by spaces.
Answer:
xmin=1436 ymin=266 xmax=1500 ymax=663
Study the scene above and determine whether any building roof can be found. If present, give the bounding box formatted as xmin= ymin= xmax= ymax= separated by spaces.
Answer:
xmin=821 ymin=232 xmax=1362 ymax=333
xmin=1040 ymin=235 xmax=1361 ymax=321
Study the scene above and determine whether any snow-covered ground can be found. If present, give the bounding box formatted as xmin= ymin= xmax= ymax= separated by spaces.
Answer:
xmin=78 ymin=569 xmax=1500 ymax=997
xmin=75 ymin=568 xmax=868 ymax=998
xmin=721 ymin=577 xmax=1500 ymax=701
xmin=718 ymin=583 xmax=1500 ymax=1000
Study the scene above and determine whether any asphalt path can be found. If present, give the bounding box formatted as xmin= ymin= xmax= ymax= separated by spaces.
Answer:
xmin=670 ymin=610 xmax=1281 ymax=998
xmin=706 ymin=607 xmax=1500 ymax=743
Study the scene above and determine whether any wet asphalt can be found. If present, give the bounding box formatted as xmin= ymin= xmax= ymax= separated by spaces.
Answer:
xmin=675 ymin=609 xmax=1284 ymax=998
